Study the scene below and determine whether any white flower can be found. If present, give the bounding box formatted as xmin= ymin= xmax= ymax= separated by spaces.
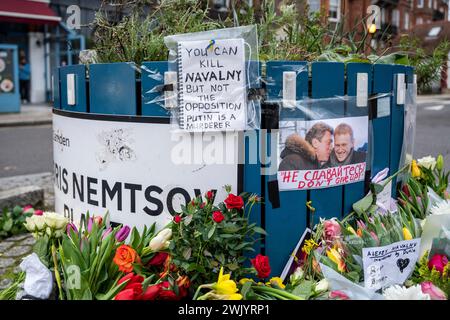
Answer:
xmin=315 ymin=279 xmax=329 ymax=293
xmin=383 ymin=285 xmax=430 ymax=300
xmin=43 ymin=212 xmax=68 ymax=230
xmin=289 ymin=266 xmax=304 ymax=284
xmin=24 ymin=215 xmax=46 ymax=232
xmin=430 ymin=199 xmax=450 ymax=215
xmin=417 ymin=156 xmax=436 ymax=170
xmin=24 ymin=216 xmax=36 ymax=231
xmin=149 ymin=228 xmax=172 ymax=251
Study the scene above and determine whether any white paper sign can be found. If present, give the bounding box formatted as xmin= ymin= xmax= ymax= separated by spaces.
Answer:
xmin=178 ymin=38 xmax=247 ymax=132
xmin=53 ymin=112 xmax=239 ymax=232
xmin=375 ymin=180 xmax=397 ymax=212
xmin=363 ymin=238 xmax=421 ymax=290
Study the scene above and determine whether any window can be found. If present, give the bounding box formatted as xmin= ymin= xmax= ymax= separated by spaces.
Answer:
xmin=417 ymin=0 xmax=424 ymax=8
xmin=428 ymin=26 xmax=442 ymax=37
xmin=328 ymin=0 xmax=340 ymax=22
xmin=416 ymin=17 xmax=423 ymax=24
xmin=308 ymin=0 xmax=320 ymax=14
xmin=381 ymin=8 xmax=386 ymax=24
xmin=392 ymin=9 xmax=400 ymax=27
xmin=404 ymin=12 xmax=410 ymax=29
xmin=428 ymin=0 xmax=432 ymax=8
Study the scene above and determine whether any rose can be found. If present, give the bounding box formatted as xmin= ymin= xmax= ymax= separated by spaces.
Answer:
xmin=224 ymin=193 xmax=244 ymax=210
xmin=43 ymin=212 xmax=67 ymax=230
xmin=212 ymin=211 xmax=224 ymax=223
xmin=417 ymin=155 xmax=436 ymax=170
xmin=173 ymin=215 xmax=182 ymax=224
xmin=147 ymin=252 xmax=169 ymax=267
xmin=34 ymin=210 xmax=43 ymax=216
xmin=315 ymin=279 xmax=329 ymax=293
xmin=420 ymin=281 xmax=447 ymax=300
xmin=23 ymin=205 xmax=33 ymax=213
xmin=428 ymin=254 xmax=448 ymax=274
xmin=206 ymin=190 xmax=214 ymax=200
xmin=113 ymin=245 xmax=140 ymax=273
xmin=149 ymin=228 xmax=172 ymax=251
xmin=323 ymin=220 xmax=341 ymax=242
xmin=251 ymin=254 xmax=271 ymax=279
xmin=24 ymin=215 xmax=46 ymax=232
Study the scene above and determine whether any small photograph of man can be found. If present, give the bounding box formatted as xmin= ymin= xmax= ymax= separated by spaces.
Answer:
xmin=279 ymin=122 xmax=334 ymax=171
xmin=330 ymin=123 xmax=366 ymax=166
xmin=278 ymin=117 xmax=367 ymax=172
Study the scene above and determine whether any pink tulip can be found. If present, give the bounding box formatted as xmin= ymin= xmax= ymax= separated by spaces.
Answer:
xmin=102 ymin=227 xmax=112 ymax=240
xmin=428 ymin=254 xmax=449 ymax=274
xmin=421 ymin=281 xmax=447 ymax=300
xmin=34 ymin=210 xmax=43 ymax=216
xmin=329 ymin=290 xmax=350 ymax=300
xmin=356 ymin=220 xmax=367 ymax=230
xmin=66 ymin=223 xmax=78 ymax=235
xmin=370 ymin=231 xmax=380 ymax=245
xmin=23 ymin=205 xmax=33 ymax=212
xmin=323 ymin=220 xmax=341 ymax=242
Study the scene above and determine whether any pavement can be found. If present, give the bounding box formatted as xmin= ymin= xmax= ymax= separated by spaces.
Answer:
xmin=0 ymin=103 xmax=52 ymax=127
xmin=0 ymin=233 xmax=35 ymax=290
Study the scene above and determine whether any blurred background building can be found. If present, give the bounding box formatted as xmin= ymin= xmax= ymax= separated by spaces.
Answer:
xmin=1 ymin=0 xmax=449 ymax=105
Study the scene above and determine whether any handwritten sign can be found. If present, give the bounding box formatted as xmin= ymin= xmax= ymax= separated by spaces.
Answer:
xmin=362 ymin=238 xmax=421 ymax=290
xmin=278 ymin=163 xmax=366 ymax=190
xmin=177 ymin=38 xmax=247 ymax=132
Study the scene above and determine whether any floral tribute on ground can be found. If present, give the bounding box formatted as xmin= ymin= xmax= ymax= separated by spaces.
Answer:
xmin=0 ymin=155 xmax=449 ymax=300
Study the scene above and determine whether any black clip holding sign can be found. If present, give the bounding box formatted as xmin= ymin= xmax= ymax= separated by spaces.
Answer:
xmin=261 ymin=100 xmax=281 ymax=209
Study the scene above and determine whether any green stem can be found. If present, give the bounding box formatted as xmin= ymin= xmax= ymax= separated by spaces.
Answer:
xmin=193 ymin=284 xmax=212 ymax=300
xmin=252 ymin=286 xmax=304 ymax=300
xmin=51 ymin=242 xmax=63 ymax=300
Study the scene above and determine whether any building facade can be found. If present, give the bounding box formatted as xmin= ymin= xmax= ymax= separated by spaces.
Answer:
xmin=0 ymin=0 xmax=98 ymax=104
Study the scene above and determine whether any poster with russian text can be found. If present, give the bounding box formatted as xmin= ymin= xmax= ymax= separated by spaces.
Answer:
xmin=278 ymin=116 xmax=368 ymax=191
xmin=178 ymin=38 xmax=247 ymax=132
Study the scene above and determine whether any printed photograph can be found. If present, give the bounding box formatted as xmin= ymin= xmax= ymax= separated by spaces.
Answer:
xmin=278 ymin=116 xmax=369 ymax=172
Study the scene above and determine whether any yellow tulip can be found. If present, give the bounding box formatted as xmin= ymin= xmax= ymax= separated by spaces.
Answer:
xmin=411 ymin=160 xmax=421 ymax=178
xmin=266 ymin=277 xmax=285 ymax=289
xmin=347 ymin=226 xmax=358 ymax=236
xmin=326 ymin=247 xmax=346 ymax=272
xmin=403 ymin=227 xmax=413 ymax=240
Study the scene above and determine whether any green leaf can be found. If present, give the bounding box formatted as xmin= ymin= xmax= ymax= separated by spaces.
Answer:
xmin=372 ymin=183 xmax=384 ymax=194
xmin=207 ymin=224 xmax=216 ymax=239
xmin=253 ymin=227 xmax=267 ymax=235
xmin=352 ymin=193 xmax=373 ymax=216
xmin=2 ymin=218 xmax=13 ymax=232
xmin=292 ymin=280 xmax=314 ymax=299
xmin=182 ymin=247 xmax=192 ymax=260
xmin=96 ymin=279 xmax=128 ymax=300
